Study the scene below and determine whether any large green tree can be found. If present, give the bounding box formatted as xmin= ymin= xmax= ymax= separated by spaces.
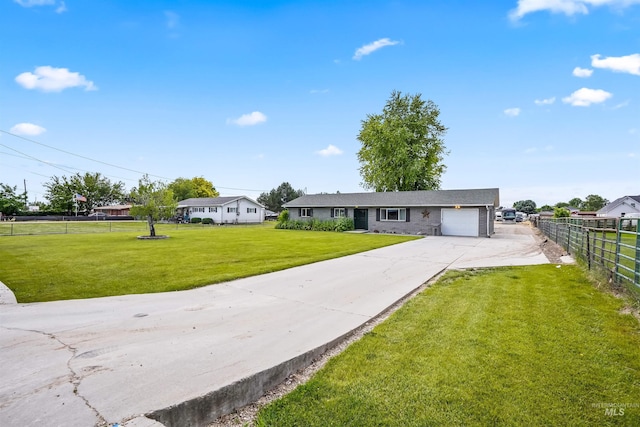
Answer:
xmin=129 ymin=175 xmax=177 ymax=237
xmin=582 ymin=194 xmax=608 ymax=211
xmin=357 ymin=90 xmax=448 ymax=192
xmin=257 ymin=182 xmax=305 ymax=212
xmin=568 ymin=198 xmax=583 ymax=209
xmin=0 ymin=183 xmax=26 ymax=216
xmin=168 ymin=176 xmax=219 ymax=201
xmin=513 ymin=200 xmax=537 ymax=215
xmin=44 ymin=172 xmax=125 ymax=214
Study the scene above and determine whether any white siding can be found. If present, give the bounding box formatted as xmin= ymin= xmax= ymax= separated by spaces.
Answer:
xmin=184 ymin=197 xmax=264 ymax=224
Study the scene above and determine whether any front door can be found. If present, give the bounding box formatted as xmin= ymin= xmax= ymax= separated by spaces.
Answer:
xmin=354 ymin=208 xmax=368 ymax=230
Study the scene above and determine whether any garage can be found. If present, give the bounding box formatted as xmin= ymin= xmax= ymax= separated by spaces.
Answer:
xmin=441 ymin=208 xmax=479 ymax=237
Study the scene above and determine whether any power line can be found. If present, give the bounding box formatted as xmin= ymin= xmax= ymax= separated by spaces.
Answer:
xmin=0 ymin=129 xmax=269 ymax=194
xmin=0 ymin=129 xmax=170 ymax=180
xmin=0 ymin=140 xmax=77 ymax=175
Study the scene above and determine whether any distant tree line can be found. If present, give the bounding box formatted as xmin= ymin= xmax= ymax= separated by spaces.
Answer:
xmin=0 ymin=173 xmax=219 ymax=217
xmin=511 ymin=194 xmax=609 ymax=218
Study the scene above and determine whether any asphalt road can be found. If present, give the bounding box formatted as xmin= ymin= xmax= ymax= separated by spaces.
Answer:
xmin=0 ymin=223 xmax=551 ymax=427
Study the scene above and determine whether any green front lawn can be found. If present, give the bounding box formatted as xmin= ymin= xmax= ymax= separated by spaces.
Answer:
xmin=257 ymin=265 xmax=640 ymax=426
xmin=0 ymin=225 xmax=416 ymax=302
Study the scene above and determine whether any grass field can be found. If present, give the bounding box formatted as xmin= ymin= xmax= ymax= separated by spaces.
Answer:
xmin=256 ymin=264 xmax=640 ymax=426
xmin=0 ymin=219 xmax=149 ymax=236
xmin=0 ymin=224 xmax=416 ymax=302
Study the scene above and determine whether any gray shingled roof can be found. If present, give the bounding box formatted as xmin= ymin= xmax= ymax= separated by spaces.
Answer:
xmin=597 ymin=195 xmax=640 ymax=214
xmin=283 ymin=188 xmax=499 ymax=208
xmin=177 ymin=196 xmax=251 ymax=207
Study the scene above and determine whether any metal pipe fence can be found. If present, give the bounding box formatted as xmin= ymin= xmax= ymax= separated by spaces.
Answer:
xmin=537 ymin=217 xmax=640 ymax=298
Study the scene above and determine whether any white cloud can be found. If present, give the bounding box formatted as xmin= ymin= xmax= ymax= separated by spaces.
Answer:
xmin=227 ymin=111 xmax=267 ymax=126
xmin=562 ymin=87 xmax=612 ymax=106
xmin=591 ymin=53 xmax=640 ymax=75
xmin=504 ymin=107 xmax=521 ymax=117
xmin=165 ymin=10 xmax=180 ymax=29
xmin=14 ymin=0 xmax=66 ymax=13
xmin=353 ymin=38 xmax=399 ymax=60
xmin=534 ymin=97 xmax=556 ymax=105
xmin=310 ymin=89 xmax=329 ymax=94
xmin=611 ymin=100 xmax=630 ymax=109
xmin=573 ymin=67 xmax=593 ymax=77
xmin=524 ymin=145 xmax=553 ymax=154
xmin=316 ymin=144 xmax=343 ymax=157
xmin=10 ymin=122 xmax=46 ymax=136
xmin=509 ymin=0 xmax=640 ymax=21
xmin=14 ymin=0 xmax=55 ymax=6
xmin=15 ymin=66 xmax=97 ymax=92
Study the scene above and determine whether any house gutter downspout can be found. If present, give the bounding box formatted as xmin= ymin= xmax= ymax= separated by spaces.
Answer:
xmin=486 ymin=205 xmax=491 ymax=238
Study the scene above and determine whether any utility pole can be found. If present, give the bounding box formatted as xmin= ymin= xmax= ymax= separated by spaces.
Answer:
xmin=23 ymin=179 xmax=28 ymax=209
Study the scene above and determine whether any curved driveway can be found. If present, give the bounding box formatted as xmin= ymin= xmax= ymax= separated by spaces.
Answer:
xmin=0 ymin=224 xmax=550 ymax=427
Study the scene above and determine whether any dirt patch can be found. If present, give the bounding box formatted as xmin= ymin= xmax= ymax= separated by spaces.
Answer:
xmin=530 ymin=225 xmax=567 ymax=264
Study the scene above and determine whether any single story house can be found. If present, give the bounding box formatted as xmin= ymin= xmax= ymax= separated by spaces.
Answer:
xmin=283 ymin=188 xmax=499 ymax=237
xmin=596 ymin=195 xmax=640 ymax=218
xmin=177 ymin=196 xmax=265 ymax=224
xmin=93 ymin=204 xmax=132 ymax=216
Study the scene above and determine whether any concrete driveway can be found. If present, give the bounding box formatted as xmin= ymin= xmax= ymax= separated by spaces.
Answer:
xmin=0 ymin=224 xmax=550 ymax=427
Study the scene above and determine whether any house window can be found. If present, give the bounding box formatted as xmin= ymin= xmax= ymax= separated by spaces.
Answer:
xmin=380 ymin=208 xmax=406 ymax=221
xmin=227 ymin=207 xmax=237 ymax=213
xmin=190 ymin=207 xmax=205 ymax=213
xmin=247 ymin=207 xmax=257 ymax=213
xmin=334 ymin=208 xmax=345 ymax=218
xmin=301 ymin=208 xmax=312 ymax=217
xmin=208 ymin=207 xmax=217 ymax=213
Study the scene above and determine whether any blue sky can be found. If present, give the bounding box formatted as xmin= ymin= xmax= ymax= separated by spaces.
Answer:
xmin=1 ymin=0 xmax=638 ymax=208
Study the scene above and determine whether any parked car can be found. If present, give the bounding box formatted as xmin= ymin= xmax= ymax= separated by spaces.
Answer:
xmin=88 ymin=212 xmax=108 ymax=218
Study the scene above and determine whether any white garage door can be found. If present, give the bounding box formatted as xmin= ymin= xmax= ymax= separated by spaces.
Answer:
xmin=441 ymin=208 xmax=479 ymax=237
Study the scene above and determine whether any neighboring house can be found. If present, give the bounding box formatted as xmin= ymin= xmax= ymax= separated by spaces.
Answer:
xmin=596 ymin=195 xmax=640 ymax=217
xmin=265 ymin=210 xmax=279 ymax=221
xmin=177 ymin=196 xmax=265 ymax=224
xmin=283 ymin=188 xmax=499 ymax=237
xmin=566 ymin=206 xmax=581 ymax=215
xmin=93 ymin=204 xmax=132 ymax=216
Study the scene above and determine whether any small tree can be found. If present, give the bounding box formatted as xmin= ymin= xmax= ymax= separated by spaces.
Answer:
xmin=129 ymin=175 xmax=177 ymax=237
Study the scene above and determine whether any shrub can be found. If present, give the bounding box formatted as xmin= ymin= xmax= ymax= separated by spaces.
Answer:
xmin=553 ymin=207 xmax=570 ymax=218
xmin=201 ymin=218 xmax=213 ymax=225
xmin=275 ymin=217 xmax=355 ymax=232
xmin=190 ymin=217 xmax=202 ymax=224
xmin=335 ymin=217 xmax=355 ymax=232
xmin=277 ymin=210 xmax=289 ymax=223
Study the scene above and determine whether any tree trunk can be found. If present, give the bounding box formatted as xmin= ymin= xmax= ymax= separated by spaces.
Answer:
xmin=148 ymin=215 xmax=156 ymax=237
